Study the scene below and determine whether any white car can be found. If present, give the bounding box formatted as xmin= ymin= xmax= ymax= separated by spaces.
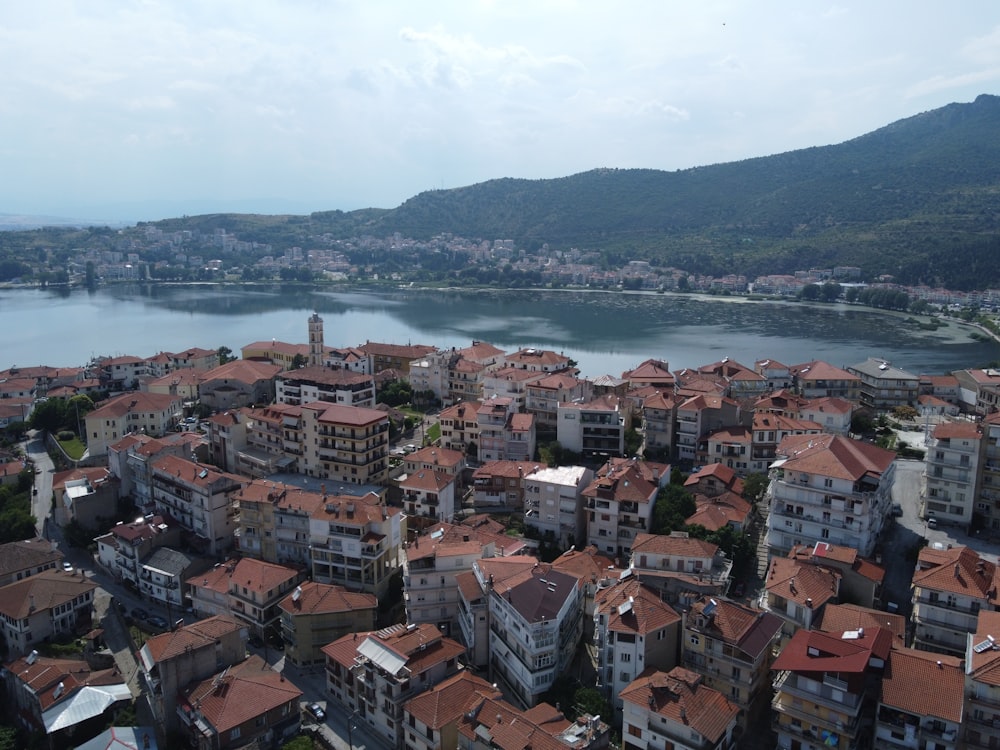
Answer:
xmin=62 ymin=561 xmax=74 ymax=573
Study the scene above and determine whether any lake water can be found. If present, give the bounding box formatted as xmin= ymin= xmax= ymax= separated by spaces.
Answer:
xmin=2 ymin=284 xmax=998 ymax=378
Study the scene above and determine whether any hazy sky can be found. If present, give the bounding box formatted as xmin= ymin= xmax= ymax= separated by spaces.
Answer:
xmin=3 ymin=2 xmax=999 ymax=223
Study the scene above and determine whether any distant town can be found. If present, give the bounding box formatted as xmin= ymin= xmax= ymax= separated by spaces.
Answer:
xmin=2 ymin=304 xmax=1000 ymax=750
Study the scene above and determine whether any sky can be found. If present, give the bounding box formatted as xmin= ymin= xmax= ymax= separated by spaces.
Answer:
xmin=2 ymin=1 xmax=1000 ymax=224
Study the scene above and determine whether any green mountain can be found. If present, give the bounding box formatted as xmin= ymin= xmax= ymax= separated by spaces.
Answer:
xmin=145 ymin=93 xmax=1000 ymax=289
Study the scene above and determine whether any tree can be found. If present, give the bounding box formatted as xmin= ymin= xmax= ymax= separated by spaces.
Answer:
xmin=741 ymin=472 xmax=769 ymax=506
xmin=291 ymin=353 xmax=308 ymax=369
xmin=819 ymin=281 xmax=842 ymax=302
xmin=29 ymin=398 xmax=70 ymax=433
xmin=651 ymin=484 xmax=696 ymax=535
xmin=217 ymin=346 xmax=237 ymax=365
xmin=572 ymin=687 xmax=611 ymax=721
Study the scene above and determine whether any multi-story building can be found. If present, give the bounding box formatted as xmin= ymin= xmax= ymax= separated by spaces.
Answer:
xmin=408 ymin=348 xmax=458 ymax=405
xmin=203 ymin=409 xmax=250 ymax=473
xmin=551 ymin=545 xmax=619 ymax=642
xmin=923 ymin=420 xmax=985 ymax=530
xmin=308 ymin=492 xmax=404 ymax=598
xmin=874 ymin=648 xmax=963 ymax=750
xmin=186 ymin=557 xmax=304 ymax=638
xmin=438 ymin=401 xmax=480 ymax=455
xmin=699 ymin=426 xmax=752 ymax=473
xmin=471 ymin=460 xmax=539 ymax=510
xmin=299 ymin=401 xmax=390 ymax=485
xmin=138 ymin=614 xmax=246 ymax=731
xmin=642 ymin=390 xmax=678 ymax=460
xmin=765 ymin=433 xmax=897 ymax=558
xmin=404 ymin=446 xmax=467 ymax=483
xmin=787 ymin=541 xmax=884 ymax=609
xmin=749 ymin=411 xmax=824 ymax=474
xmin=447 ymin=359 xmax=488 ymax=406
xmin=403 ymin=522 xmax=499 ymax=637
xmin=789 ymin=360 xmax=861 ymax=401
xmin=399 ymin=468 xmax=458 ymax=521
xmin=149 ymin=455 xmax=244 ymax=556
xmin=525 ymin=371 xmax=593 ymax=432
xmin=176 ymin=655 xmax=303 ymax=750
xmin=557 ymin=395 xmax=626 ymax=459
xmin=0 ymin=569 xmax=97 ymax=656
xmin=241 ymin=339 xmax=311 ymax=370
xmin=675 ymin=394 xmax=741 ymax=464
xmin=477 ymin=397 xmax=517 ymax=462
xmin=593 ymin=574 xmax=680 ymax=711
xmin=275 ymin=365 xmax=376 ymax=408
xmin=762 ymin=555 xmax=841 ymax=638
xmin=235 ymin=480 xmax=324 ymax=567
xmin=584 ymin=458 xmax=668 ymax=558
xmin=680 ymin=596 xmax=783 ymax=728
xmin=197 ymin=359 xmax=282 ymax=411
xmin=401 ymin=672 xmax=504 ymax=750
xmin=697 ymin=358 xmax=770 ymax=403
xmin=524 ymin=464 xmax=594 ymax=548
xmin=911 ymin=544 xmax=1000 ymax=656
xmin=953 ymin=367 xmax=1000 ymax=416
xmin=630 ymin=532 xmax=734 ymax=604
xmin=140 ymin=547 xmax=208 ymax=611
xmin=488 ymin=563 xmax=584 ymax=708
xmin=620 ymin=667 xmax=740 ymax=750
xmin=846 ymin=357 xmax=920 ymax=411
xmin=278 ymin=581 xmax=377 ymax=667
xmin=771 ymin=627 xmax=893 ymax=750
xmin=505 ymin=347 xmax=572 ymax=374
xmin=323 ymin=623 xmax=465 ymax=749
xmin=964 ymin=610 xmax=1000 ymax=750
xmin=84 ymin=391 xmax=183 ymax=456
xmin=755 ymin=358 xmax=793 ymax=392
xmin=623 ymin=359 xmax=675 ymax=390
xmin=358 ymin=341 xmax=437 ymax=376
xmin=240 ymin=403 xmax=304 ymax=476
xmin=95 ymin=514 xmax=181 ymax=587
xmin=983 ymin=413 xmax=1000 ymax=532
xmin=99 ymin=354 xmax=148 ymax=390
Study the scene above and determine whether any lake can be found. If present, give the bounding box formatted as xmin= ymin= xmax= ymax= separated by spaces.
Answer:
xmin=2 ymin=284 xmax=997 ymax=378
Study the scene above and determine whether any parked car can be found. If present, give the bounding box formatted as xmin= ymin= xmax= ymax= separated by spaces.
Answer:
xmin=305 ymin=703 xmax=326 ymax=722
xmin=131 ymin=607 xmax=149 ymax=621
xmin=891 ymin=503 xmax=903 ymax=517
xmin=927 ymin=516 xmax=938 ymax=529
xmin=62 ymin=561 xmax=74 ymax=573
xmin=147 ymin=615 xmax=169 ymax=630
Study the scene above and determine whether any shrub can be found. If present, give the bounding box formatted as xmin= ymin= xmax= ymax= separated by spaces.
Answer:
xmin=57 ymin=430 xmax=75 ymax=441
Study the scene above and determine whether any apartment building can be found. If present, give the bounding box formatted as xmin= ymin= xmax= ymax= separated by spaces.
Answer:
xmin=278 ymin=581 xmax=377 ymax=667
xmin=85 ymin=391 xmax=183 ymax=456
xmin=275 ymin=365 xmax=376 ymax=408
xmin=401 ymin=671 xmax=504 ymax=750
xmin=99 ymin=354 xmax=147 ymax=390
xmin=911 ymin=544 xmax=1000 ymax=656
xmin=771 ymin=627 xmax=893 ymax=750
xmin=299 ymin=401 xmax=390 ymax=485
xmin=699 ymin=426 xmax=752 ymax=473
xmin=138 ymin=614 xmax=246 ymax=731
xmin=789 ymin=360 xmax=861 ymax=401
xmin=308 ymin=492 xmax=404 ymax=598
xmin=358 ymin=341 xmax=437 ymax=375
xmin=924 ymin=420 xmax=985 ymax=529
xmin=0 ymin=538 xmax=63 ymax=586
xmin=765 ymin=433 xmax=897 ymax=558
xmin=95 ymin=514 xmax=181 ymax=587
xmin=680 ymin=596 xmax=783 ymax=729
xmin=846 ymin=357 xmax=920 ymax=410
xmin=323 ymin=623 xmax=465 ymax=749
xmin=630 ymin=532 xmax=734 ymax=604
xmin=642 ymin=390 xmax=678 ymax=460
xmin=240 ymin=403 xmax=303 ymax=476
xmin=983 ymin=414 xmax=1000 ymax=533
xmin=620 ymin=667 xmax=740 ymax=750
xmin=623 ymin=359 xmax=675 ymax=390
xmin=399 ymin=469 xmax=457 ymax=521
xmin=675 ymin=394 xmax=741 ymax=464
xmin=403 ymin=522 xmax=498 ymax=637
xmin=525 ymin=371 xmax=593 ymax=431
xmin=787 ymin=542 xmax=884 ymax=609
xmin=447 ymin=358 xmax=488 ymax=406
xmin=954 ymin=368 xmax=1000 ymax=416
xmin=471 ymin=460 xmax=537 ymax=510
xmin=874 ymin=649 xmax=963 ymax=750
xmin=964 ymin=610 xmax=1000 ymax=750
xmin=477 ymin=397 xmax=528 ymax=462
xmin=235 ymin=480 xmax=317 ymax=566
xmin=749 ymin=411 xmax=824 ymax=474
xmin=0 ymin=569 xmax=97 ymax=656
xmin=524 ymin=464 xmax=594 ymax=548
xmin=404 ymin=446 xmax=467 ymax=482
xmin=149 ymin=455 xmax=244 ymax=556
xmin=551 ymin=545 xmax=619 ymax=641
xmin=438 ymin=401 xmax=480 ymax=454
xmin=584 ymin=458 xmax=668 ymax=558
xmin=488 ymin=564 xmax=584 ymax=708
xmin=186 ymin=557 xmax=304 ymax=638
xmin=557 ymin=395 xmax=626 ymax=459
xmin=593 ymin=573 xmax=680 ymax=711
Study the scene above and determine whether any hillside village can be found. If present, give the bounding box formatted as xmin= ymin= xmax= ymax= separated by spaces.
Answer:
xmin=2 ymin=312 xmax=1000 ymax=750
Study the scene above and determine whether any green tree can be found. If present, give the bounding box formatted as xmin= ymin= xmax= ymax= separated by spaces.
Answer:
xmin=572 ymin=687 xmax=611 ymax=721
xmin=29 ymin=398 xmax=70 ymax=433
xmin=819 ymin=281 xmax=842 ymax=302
xmin=218 ymin=346 xmax=237 ymax=365
xmin=651 ymin=484 xmax=697 ymax=535
xmin=742 ymin=472 xmax=770 ymax=506
xmin=291 ymin=353 xmax=308 ymax=369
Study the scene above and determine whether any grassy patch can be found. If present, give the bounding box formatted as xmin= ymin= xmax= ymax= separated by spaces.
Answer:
xmin=426 ymin=423 xmax=441 ymax=443
xmin=58 ymin=436 xmax=87 ymax=459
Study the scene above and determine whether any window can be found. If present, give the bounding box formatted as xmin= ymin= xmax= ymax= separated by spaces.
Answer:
xmin=620 ymin=653 xmax=631 ymax=662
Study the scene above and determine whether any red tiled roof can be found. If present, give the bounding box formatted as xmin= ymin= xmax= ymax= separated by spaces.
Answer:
xmin=278 ymin=581 xmax=376 ymax=616
xmin=880 ymin=648 xmax=964 ymax=722
xmin=0 ymin=569 xmax=97 ymax=619
xmin=764 ymin=557 xmax=840 ymax=610
xmin=142 ymin=615 xmax=242 ymax=663
xmin=912 ymin=545 xmax=1000 ymax=600
xmin=620 ymin=667 xmax=739 ymax=743
xmin=815 ymin=603 xmax=906 ymax=643
xmin=772 ymin=626 xmax=893 ymax=673
xmin=595 ymin=577 xmax=679 ymax=635
xmin=404 ymin=671 xmax=502 ymax=729
xmin=774 ymin=433 xmax=896 ymax=481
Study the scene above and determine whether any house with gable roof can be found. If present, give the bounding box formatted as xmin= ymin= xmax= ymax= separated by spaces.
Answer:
xmin=137 ymin=614 xmax=246 ymax=730
xmin=438 ymin=401 xmax=481 ymax=454
xmin=874 ymin=648 xmax=964 ymax=750
xmin=471 ymin=460 xmax=539 ymax=510
xmin=176 ymin=654 xmax=302 ymax=750
xmin=814 ymin=602 xmax=907 ymax=647
xmin=911 ymin=545 xmax=1000 ymax=656
xmin=278 ymin=581 xmax=377 ymax=667
xmin=402 ymin=671 xmax=504 ymax=750
xmin=197 ymin=358 xmax=282 ymax=411
xmin=399 ymin=467 xmax=457 ymax=521
xmin=964 ymin=609 xmax=1000 ymax=750
xmin=763 ymin=555 xmax=841 ymax=639
xmin=593 ymin=573 xmax=681 ymax=711
xmin=94 ymin=514 xmax=181 ymax=587
xmin=84 ymin=391 xmax=183 ymax=457
xmin=771 ymin=627 xmax=893 ymax=750
xmin=675 ymin=394 xmax=741 ymax=464
xmin=619 ymin=667 xmax=740 ymax=750
xmin=789 ymin=360 xmax=861 ymax=401
xmin=630 ymin=532 xmax=733 ymax=604
xmin=788 ymin=541 xmax=885 ymax=609
xmin=0 ymin=537 xmax=64 ymax=586
xmin=0 ymin=569 xmax=97 ymax=656
xmin=623 ymin=359 xmax=675 ymax=390
xmin=754 ymin=358 xmax=793 ymax=391
xmin=680 ymin=595 xmax=783 ymax=729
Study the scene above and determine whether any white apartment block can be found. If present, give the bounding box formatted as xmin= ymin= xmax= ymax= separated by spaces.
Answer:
xmin=766 ymin=433 xmax=896 ymax=558
xmin=924 ymin=420 xmax=985 ymax=530
xmin=149 ymin=455 xmax=244 ymax=556
xmin=275 ymin=366 xmax=376 ymax=408
xmin=524 ymin=464 xmax=594 ymax=548
xmin=557 ymin=395 xmax=625 ymax=459
xmin=584 ymin=458 xmax=667 ymax=559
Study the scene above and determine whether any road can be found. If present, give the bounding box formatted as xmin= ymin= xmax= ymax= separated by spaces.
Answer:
xmin=24 ymin=430 xmax=54 ymax=538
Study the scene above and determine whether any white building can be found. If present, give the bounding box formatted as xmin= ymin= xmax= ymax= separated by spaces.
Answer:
xmin=523 ymin=465 xmax=594 ymax=548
